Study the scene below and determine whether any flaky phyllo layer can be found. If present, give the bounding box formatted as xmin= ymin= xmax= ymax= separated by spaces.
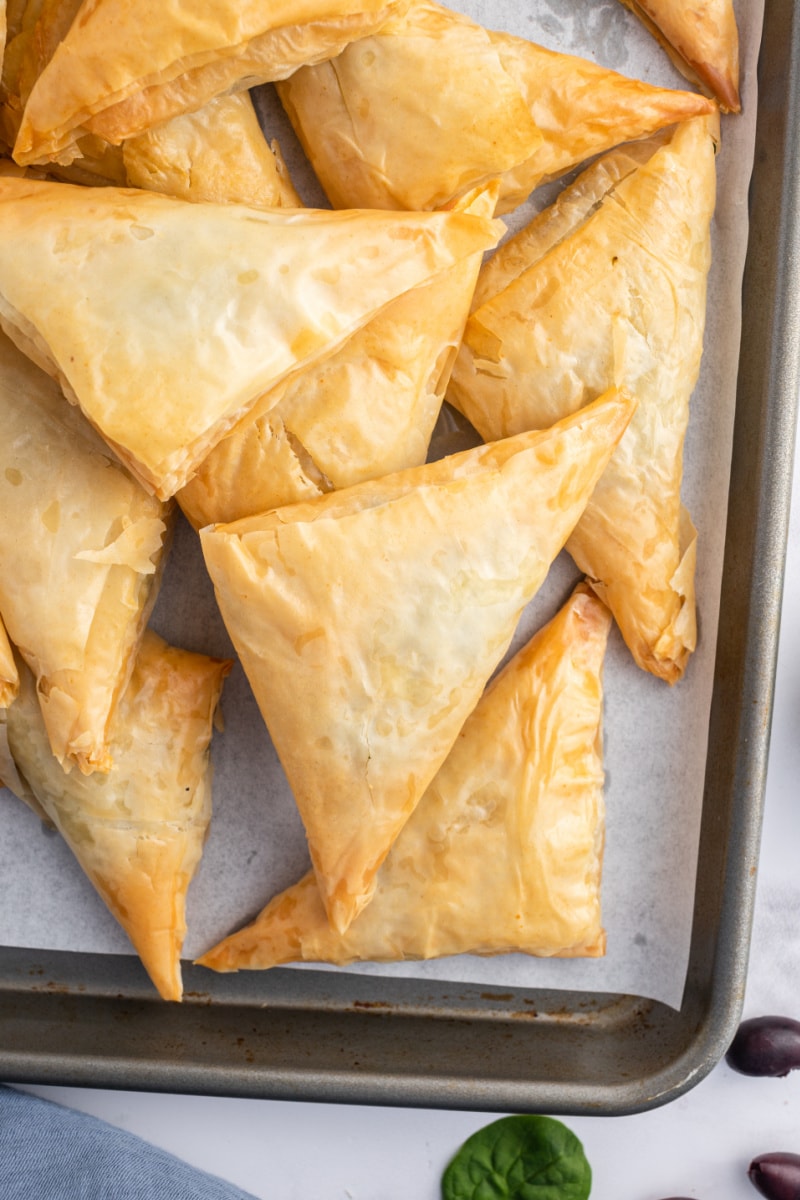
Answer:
xmin=0 ymin=330 xmax=171 ymax=773
xmin=178 ymin=184 xmax=498 ymax=529
xmin=449 ymin=113 xmax=719 ymax=683
xmin=0 ymin=175 xmax=502 ymax=498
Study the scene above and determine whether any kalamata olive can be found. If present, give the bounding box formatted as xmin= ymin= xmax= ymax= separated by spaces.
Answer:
xmin=726 ymin=1015 xmax=800 ymax=1076
xmin=748 ymin=1152 xmax=800 ymax=1199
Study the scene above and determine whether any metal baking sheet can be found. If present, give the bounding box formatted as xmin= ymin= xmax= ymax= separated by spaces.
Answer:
xmin=0 ymin=0 xmax=798 ymax=1114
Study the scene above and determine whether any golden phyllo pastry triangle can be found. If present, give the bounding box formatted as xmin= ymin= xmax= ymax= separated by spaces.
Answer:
xmin=200 ymin=387 xmax=636 ymax=934
xmin=279 ymin=0 xmax=543 ymax=213
xmin=0 ymin=175 xmax=502 ymax=499
xmin=0 ymin=330 xmax=171 ymax=773
xmin=198 ymin=583 xmax=611 ymax=972
xmin=178 ymin=183 xmax=498 ymax=530
xmin=617 ymin=0 xmax=740 ymax=112
xmin=277 ymin=0 xmax=716 ymax=215
xmin=12 ymin=0 xmax=412 ymax=166
xmin=448 ymin=113 xmax=719 ymax=684
xmin=486 ymin=21 xmax=718 ymax=211
xmin=2 ymin=631 xmax=231 ymax=1001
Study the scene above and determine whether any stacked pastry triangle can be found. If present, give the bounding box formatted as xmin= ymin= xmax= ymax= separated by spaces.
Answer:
xmin=0 ymin=328 xmax=172 ymax=773
xmin=0 ymin=174 xmax=502 ymax=498
xmin=1 ymin=1 xmax=302 ymax=204
xmin=199 ymin=583 xmax=611 ymax=971
xmin=448 ymin=113 xmax=718 ymax=683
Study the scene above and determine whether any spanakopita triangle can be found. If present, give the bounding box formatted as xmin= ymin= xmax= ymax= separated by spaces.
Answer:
xmin=277 ymin=0 xmax=716 ymax=214
xmin=0 ymin=175 xmax=502 ymax=498
xmin=200 ymin=387 xmax=636 ymax=935
xmin=2 ymin=631 xmax=231 ymax=1002
xmin=12 ymin=0 xmax=411 ymax=166
xmin=0 ymin=329 xmax=171 ymax=773
xmin=616 ymin=0 xmax=740 ymax=112
xmin=448 ymin=113 xmax=718 ymax=684
xmin=178 ymin=183 xmax=497 ymax=529
xmin=198 ymin=583 xmax=611 ymax=973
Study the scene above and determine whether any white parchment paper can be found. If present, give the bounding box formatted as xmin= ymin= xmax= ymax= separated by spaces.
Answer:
xmin=0 ymin=0 xmax=764 ymax=1010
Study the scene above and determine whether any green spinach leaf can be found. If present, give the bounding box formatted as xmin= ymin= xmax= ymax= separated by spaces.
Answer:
xmin=441 ymin=1114 xmax=592 ymax=1200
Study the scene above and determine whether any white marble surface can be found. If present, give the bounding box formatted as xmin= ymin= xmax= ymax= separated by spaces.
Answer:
xmin=10 ymin=386 xmax=800 ymax=1200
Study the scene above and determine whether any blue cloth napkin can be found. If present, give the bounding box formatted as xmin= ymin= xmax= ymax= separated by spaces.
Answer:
xmin=0 ymin=1086 xmax=258 ymax=1199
